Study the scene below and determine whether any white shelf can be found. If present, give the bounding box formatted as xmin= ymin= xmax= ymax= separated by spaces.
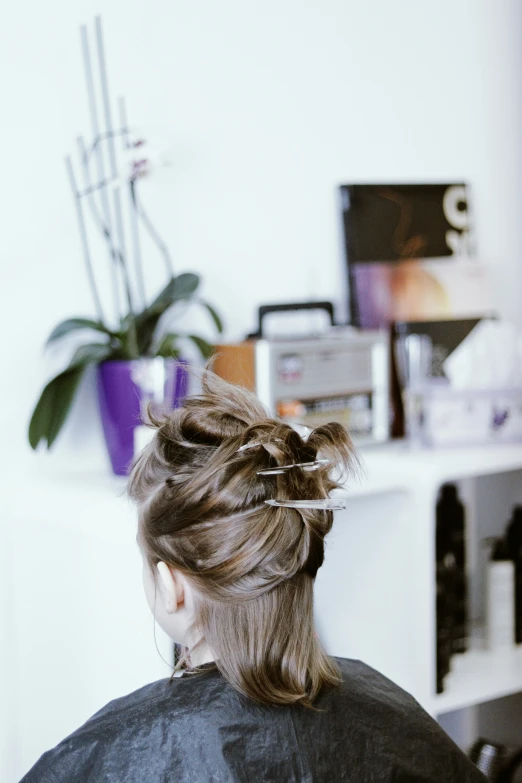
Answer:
xmin=344 ymin=441 xmax=522 ymax=498
xmin=434 ymin=640 xmax=522 ymax=714
xmin=8 ymin=440 xmax=522 ymax=504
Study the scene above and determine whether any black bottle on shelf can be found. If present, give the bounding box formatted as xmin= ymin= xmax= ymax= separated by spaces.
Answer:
xmin=435 ymin=560 xmax=453 ymax=694
xmin=435 ymin=485 xmax=457 ymax=692
xmin=506 ymin=505 xmax=522 ymax=644
xmin=436 ymin=483 xmax=468 ymax=663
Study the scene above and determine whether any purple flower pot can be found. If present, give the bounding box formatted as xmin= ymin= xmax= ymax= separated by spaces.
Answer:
xmin=97 ymin=358 xmax=188 ymax=476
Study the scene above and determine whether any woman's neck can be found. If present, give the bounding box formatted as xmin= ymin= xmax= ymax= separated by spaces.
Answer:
xmin=187 ymin=640 xmax=215 ymax=668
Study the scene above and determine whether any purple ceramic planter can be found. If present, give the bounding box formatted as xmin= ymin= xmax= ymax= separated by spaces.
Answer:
xmin=97 ymin=358 xmax=188 ymax=476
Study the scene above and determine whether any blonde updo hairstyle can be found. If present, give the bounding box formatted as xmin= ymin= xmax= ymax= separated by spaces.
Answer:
xmin=128 ymin=370 xmax=357 ymax=708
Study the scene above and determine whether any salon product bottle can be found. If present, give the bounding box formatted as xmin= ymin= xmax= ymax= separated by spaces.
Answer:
xmin=435 ymin=567 xmax=452 ymax=694
xmin=435 ymin=486 xmax=457 ymax=693
xmin=486 ymin=537 xmax=515 ymax=650
xmin=436 ymin=484 xmax=468 ymax=654
xmin=506 ymin=506 xmax=522 ymax=644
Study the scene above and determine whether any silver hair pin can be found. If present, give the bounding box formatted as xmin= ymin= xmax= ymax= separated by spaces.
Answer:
xmin=265 ymin=498 xmax=346 ymax=511
xmin=257 ymin=459 xmax=329 ymax=476
xmin=237 ymin=437 xmax=285 ymax=453
xmin=237 ymin=440 xmax=264 ymax=452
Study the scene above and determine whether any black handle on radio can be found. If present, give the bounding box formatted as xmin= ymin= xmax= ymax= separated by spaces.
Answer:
xmin=249 ymin=301 xmax=336 ymax=339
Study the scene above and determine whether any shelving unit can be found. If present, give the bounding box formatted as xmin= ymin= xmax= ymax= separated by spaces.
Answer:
xmin=315 ymin=440 xmax=522 ymax=737
xmin=434 ymin=639 xmax=522 ymax=714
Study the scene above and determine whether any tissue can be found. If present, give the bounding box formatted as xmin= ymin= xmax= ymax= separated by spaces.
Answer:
xmin=443 ymin=320 xmax=522 ymax=390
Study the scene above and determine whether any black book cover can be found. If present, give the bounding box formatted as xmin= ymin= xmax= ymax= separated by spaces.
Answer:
xmin=339 ymin=183 xmax=476 ymax=327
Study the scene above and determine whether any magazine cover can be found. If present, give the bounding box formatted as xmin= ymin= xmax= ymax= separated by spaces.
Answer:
xmin=339 ymin=183 xmax=489 ymax=328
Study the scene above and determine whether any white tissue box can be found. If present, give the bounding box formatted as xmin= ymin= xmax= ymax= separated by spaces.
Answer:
xmin=405 ymin=386 xmax=522 ymax=447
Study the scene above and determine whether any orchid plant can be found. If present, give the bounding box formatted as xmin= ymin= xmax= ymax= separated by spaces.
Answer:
xmin=28 ymin=17 xmax=222 ymax=450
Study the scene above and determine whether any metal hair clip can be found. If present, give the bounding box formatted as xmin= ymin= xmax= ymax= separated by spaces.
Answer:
xmin=237 ymin=440 xmax=264 ymax=452
xmin=257 ymin=459 xmax=329 ymax=476
xmin=265 ymin=498 xmax=346 ymax=511
xmin=237 ymin=437 xmax=285 ymax=453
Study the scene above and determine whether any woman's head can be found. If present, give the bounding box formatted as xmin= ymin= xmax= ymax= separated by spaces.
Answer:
xmin=128 ymin=370 xmax=357 ymax=707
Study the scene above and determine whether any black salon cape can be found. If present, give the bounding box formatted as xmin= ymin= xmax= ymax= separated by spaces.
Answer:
xmin=21 ymin=658 xmax=485 ymax=782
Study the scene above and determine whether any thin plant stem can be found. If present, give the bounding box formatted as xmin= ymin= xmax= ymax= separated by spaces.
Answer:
xmin=119 ymin=97 xmax=147 ymax=309
xmin=113 ymin=187 xmax=127 ymax=278
xmin=127 ymin=181 xmax=147 ymax=311
xmin=118 ymin=96 xmax=130 ymax=149
xmin=132 ymin=183 xmax=175 ymax=278
xmin=80 ymin=23 xmax=121 ymax=323
xmin=77 ymin=137 xmax=138 ymax=355
xmin=83 ymin=131 xmax=120 ymax=167
xmin=65 ymin=156 xmax=106 ymax=323
xmin=95 ymin=16 xmax=118 ymax=179
xmin=77 ymin=137 xmax=123 ymax=319
xmin=113 ymin=186 xmax=140 ymax=355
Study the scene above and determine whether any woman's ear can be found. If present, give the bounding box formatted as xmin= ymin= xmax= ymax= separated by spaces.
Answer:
xmin=156 ymin=562 xmax=185 ymax=614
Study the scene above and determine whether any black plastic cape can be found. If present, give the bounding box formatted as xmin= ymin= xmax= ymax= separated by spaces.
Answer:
xmin=21 ymin=658 xmax=486 ymax=782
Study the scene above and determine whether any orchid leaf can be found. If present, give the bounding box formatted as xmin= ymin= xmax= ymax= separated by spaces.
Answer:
xmin=134 ymin=274 xmax=201 ymax=355
xmin=68 ymin=342 xmax=114 ymax=368
xmin=29 ymin=367 xmax=86 ymax=449
xmin=46 ymin=318 xmax=114 ymax=345
xmin=199 ymin=300 xmax=224 ymax=334
xmin=28 ymin=342 xmax=113 ymax=450
xmin=146 ymin=273 xmax=200 ymax=317
xmin=156 ymin=333 xmax=182 ymax=358
xmin=186 ymin=334 xmax=214 ymax=359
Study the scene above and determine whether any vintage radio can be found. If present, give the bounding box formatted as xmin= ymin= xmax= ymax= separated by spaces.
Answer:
xmin=214 ymin=305 xmax=389 ymax=445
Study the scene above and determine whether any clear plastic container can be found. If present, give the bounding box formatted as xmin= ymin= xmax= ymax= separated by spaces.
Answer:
xmin=404 ymin=383 xmax=522 ymax=447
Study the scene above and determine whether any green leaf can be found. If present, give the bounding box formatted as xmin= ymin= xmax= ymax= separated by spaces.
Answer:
xmin=199 ymin=300 xmax=224 ymax=334
xmin=147 ymin=273 xmax=200 ymax=317
xmin=187 ymin=334 xmax=214 ymax=359
xmin=156 ymin=333 xmax=182 ymax=358
xmin=119 ymin=313 xmax=133 ymax=332
xmin=68 ymin=342 xmax=114 ymax=369
xmin=28 ymin=367 xmax=86 ymax=449
xmin=135 ymin=315 xmax=161 ymax=356
xmin=28 ymin=342 xmax=114 ymax=450
xmin=46 ymin=318 xmax=114 ymax=345
xmin=132 ymin=274 xmax=203 ymax=356
xmin=113 ymin=317 xmax=139 ymax=359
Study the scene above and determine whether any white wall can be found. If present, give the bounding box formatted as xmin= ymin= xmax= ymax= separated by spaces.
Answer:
xmin=1 ymin=0 xmax=522 ymax=471
xmin=2 ymin=0 xmax=522 ymax=471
